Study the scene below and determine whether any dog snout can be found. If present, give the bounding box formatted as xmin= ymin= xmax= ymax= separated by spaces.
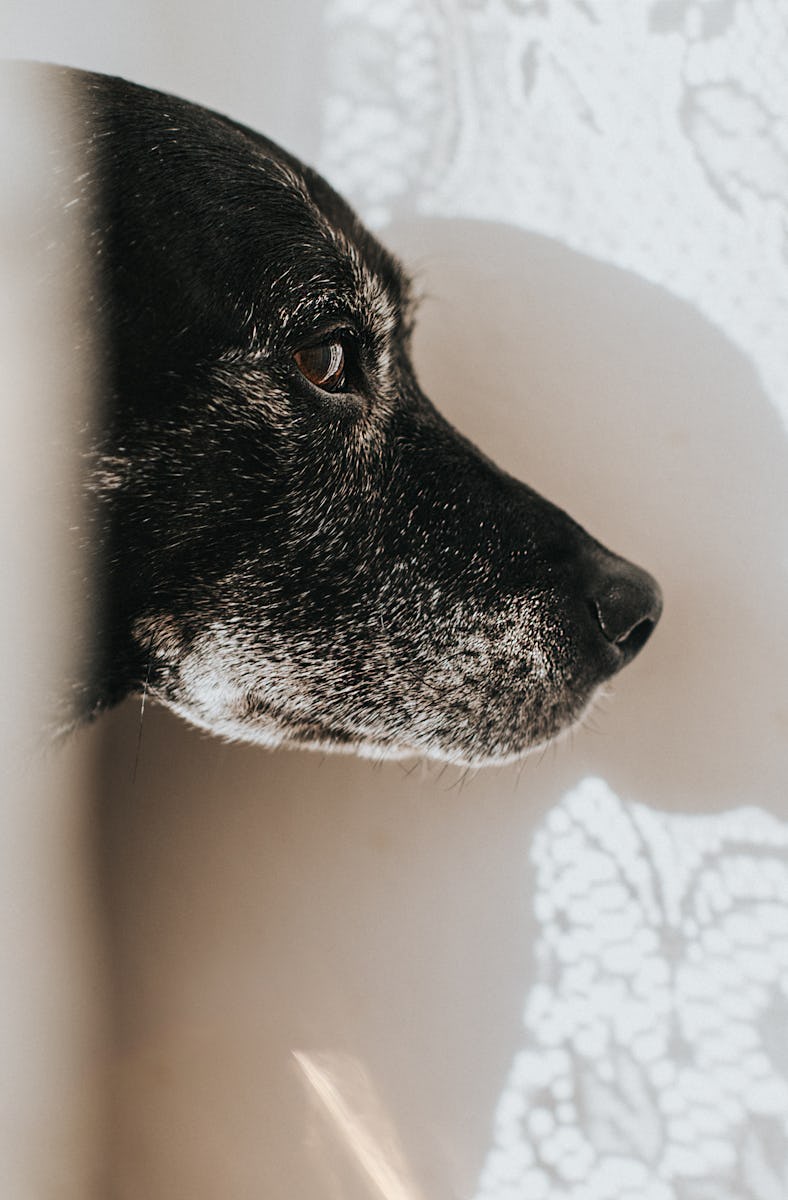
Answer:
xmin=585 ymin=554 xmax=663 ymax=667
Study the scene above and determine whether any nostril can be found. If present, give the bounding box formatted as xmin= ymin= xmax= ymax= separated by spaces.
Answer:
xmin=589 ymin=598 xmax=658 ymax=650
xmin=616 ymin=616 xmax=656 ymax=658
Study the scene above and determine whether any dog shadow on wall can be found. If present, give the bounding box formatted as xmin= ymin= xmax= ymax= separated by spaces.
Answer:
xmin=386 ymin=218 xmax=788 ymax=816
xmin=96 ymin=221 xmax=788 ymax=1199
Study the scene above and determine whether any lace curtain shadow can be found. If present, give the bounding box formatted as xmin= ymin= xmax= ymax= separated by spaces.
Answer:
xmin=477 ymin=777 xmax=788 ymax=1200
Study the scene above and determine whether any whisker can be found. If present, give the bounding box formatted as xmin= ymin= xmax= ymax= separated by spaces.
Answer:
xmin=132 ymin=656 xmax=151 ymax=784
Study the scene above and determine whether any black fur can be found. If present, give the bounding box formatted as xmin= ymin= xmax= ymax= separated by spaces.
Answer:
xmin=38 ymin=64 xmax=661 ymax=764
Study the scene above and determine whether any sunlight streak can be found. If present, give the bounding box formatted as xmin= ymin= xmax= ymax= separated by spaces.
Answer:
xmin=294 ymin=1051 xmax=426 ymax=1200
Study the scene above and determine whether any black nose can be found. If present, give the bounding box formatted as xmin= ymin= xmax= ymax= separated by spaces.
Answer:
xmin=587 ymin=554 xmax=663 ymax=667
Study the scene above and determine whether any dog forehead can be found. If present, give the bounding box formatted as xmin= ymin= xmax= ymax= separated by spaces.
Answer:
xmin=269 ymin=236 xmax=403 ymax=342
xmin=328 ymin=225 xmax=413 ymax=338
xmin=88 ymin=70 xmax=414 ymax=343
xmin=255 ymin=166 xmax=410 ymax=340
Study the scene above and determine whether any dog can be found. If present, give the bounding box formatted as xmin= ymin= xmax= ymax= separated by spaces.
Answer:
xmin=31 ymin=64 xmax=661 ymax=765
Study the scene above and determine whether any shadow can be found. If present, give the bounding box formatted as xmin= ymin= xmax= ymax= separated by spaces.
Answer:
xmin=384 ymin=217 xmax=788 ymax=815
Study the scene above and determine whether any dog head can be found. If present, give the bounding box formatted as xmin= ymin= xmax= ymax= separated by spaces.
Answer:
xmin=56 ymin=67 xmax=661 ymax=764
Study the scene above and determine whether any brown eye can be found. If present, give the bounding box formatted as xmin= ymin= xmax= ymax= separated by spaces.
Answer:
xmin=293 ymin=339 xmax=347 ymax=391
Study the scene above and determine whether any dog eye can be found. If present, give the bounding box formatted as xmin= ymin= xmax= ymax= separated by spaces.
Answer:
xmin=293 ymin=339 xmax=347 ymax=392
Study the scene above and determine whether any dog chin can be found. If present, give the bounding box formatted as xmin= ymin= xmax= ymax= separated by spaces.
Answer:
xmin=163 ymin=683 xmax=600 ymax=768
xmin=321 ymin=678 xmax=602 ymax=766
xmin=282 ymin=707 xmax=595 ymax=767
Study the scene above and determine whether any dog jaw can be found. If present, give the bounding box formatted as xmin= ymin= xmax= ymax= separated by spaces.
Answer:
xmin=131 ymin=589 xmax=604 ymax=767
